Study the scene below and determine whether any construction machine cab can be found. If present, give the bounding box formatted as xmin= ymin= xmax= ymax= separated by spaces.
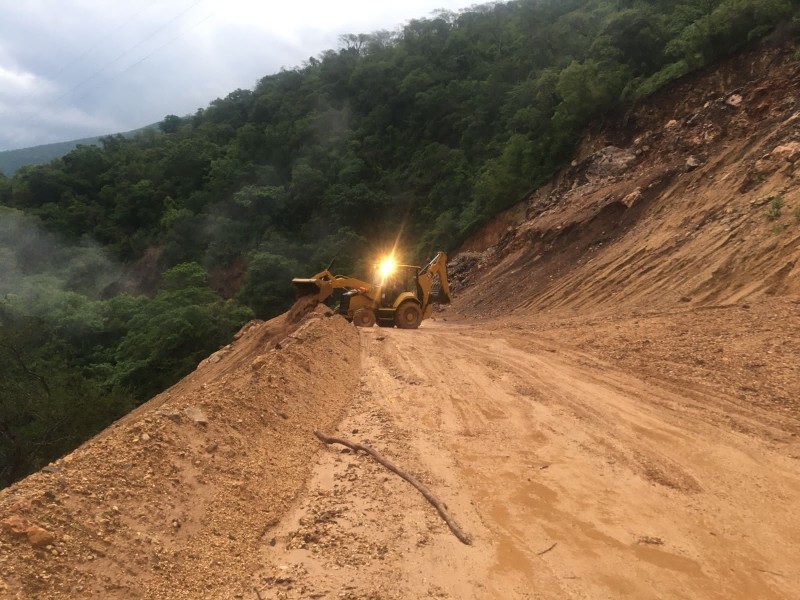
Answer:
xmin=377 ymin=264 xmax=418 ymax=308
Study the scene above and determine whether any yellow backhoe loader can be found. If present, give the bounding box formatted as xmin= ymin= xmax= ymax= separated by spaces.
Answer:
xmin=292 ymin=251 xmax=451 ymax=328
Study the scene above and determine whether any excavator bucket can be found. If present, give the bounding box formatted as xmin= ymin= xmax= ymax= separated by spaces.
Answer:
xmin=292 ymin=278 xmax=331 ymax=302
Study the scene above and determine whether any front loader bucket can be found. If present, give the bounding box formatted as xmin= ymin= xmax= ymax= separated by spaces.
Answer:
xmin=292 ymin=278 xmax=330 ymax=302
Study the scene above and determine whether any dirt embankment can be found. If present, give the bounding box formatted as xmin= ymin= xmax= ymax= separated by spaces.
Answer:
xmin=0 ymin=303 xmax=360 ymax=599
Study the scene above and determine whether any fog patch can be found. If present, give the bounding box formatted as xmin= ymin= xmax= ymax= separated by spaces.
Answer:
xmin=0 ymin=207 xmax=131 ymax=313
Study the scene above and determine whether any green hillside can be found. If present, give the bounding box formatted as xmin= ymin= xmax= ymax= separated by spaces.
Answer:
xmin=1 ymin=0 xmax=798 ymax=487
xmin=0 ymin=136 xmax=104 ymax=177
xmin=0 ymin=125 xmax=159 ymax=176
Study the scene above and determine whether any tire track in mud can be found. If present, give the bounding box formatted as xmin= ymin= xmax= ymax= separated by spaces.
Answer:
xmin=363 ymin=322 xmax=800 ymax=599
xmin=251 ymin=319 xmax=799 ymax=599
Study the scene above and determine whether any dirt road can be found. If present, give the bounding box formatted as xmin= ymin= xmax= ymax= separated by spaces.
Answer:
xmin=257 ymin=316 xmax=800 ymax=599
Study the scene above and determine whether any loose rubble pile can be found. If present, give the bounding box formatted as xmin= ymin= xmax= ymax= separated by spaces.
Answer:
xmin=455 ymin=44 xmax=800 ymax=317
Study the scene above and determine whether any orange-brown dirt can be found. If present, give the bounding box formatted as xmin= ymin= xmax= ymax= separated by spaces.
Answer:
xmin=2 ymin=42 xmax=800 ymax=600
xmin=0 ymin=302 xmax=360 ymax=599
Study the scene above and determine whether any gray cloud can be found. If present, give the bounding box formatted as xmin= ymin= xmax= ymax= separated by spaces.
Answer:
xmin=0 ymin=0 xmax=475 ymax=151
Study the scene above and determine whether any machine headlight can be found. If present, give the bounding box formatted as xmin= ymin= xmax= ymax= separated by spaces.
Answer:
xmin=379 ymin=256 xmax=396 ymax=279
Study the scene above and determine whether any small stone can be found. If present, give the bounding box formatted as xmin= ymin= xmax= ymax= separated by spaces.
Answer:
xmin=1 ymin=515 xmax=28 ymax=535
xmin=184 ymin=407 xmax=208 ymax=425
xmin=637 ymin=536 xmax=664 ymax=546
xmin=26 ymin=526 xmax=56 ymax=548
xmin=685 ymin=156 xmax=705 ymax=170
xmin=754 ymin=157 xmax=775 ymax=174
xmin=771 ymin=142 xmax=800 ymax=163
xmin=726 ymin=94 xmax=743 ymax=108
xmin=622 ymin=188 xmax=643 ymax=208
xmin=158 ymin=410 xmax=182 ymax=424
xmin=140 ymin=433 xmax=151 ymax=442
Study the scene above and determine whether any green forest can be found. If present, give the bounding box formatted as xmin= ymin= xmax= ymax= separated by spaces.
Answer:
xmin=2 ymin=0 xmax=799 ymax=486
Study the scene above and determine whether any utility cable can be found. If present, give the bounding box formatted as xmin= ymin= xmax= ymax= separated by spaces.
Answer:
xmin=13 ymin=0 xmax=208 ymax=136
xmin=70 ymin=9 xmax=217 ymax=107
xmin=51 ymin=0 xmax=206 ymax=105
xmin=47 ymin=0 xmax=162 ymax=83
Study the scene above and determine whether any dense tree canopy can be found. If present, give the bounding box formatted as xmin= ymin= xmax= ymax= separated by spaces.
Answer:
xmin=7 ymin=0 xmax=797 ymax=268
xmin=1 ymin=0 xmax=798 ymax=486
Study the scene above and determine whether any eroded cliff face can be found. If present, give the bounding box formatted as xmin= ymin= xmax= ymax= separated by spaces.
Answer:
xmin=455 ymin=43 xmax=800 ymax=317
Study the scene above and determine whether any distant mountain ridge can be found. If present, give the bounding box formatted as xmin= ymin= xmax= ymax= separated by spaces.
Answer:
xmin=0 ymin=124 xmax=158 ymax=175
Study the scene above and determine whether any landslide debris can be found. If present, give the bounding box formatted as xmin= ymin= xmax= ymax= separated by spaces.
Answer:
xmin=0 ymin=302 xmax=361 ymax=599
xmin=456 ymin=42 xmax=800 ymax=317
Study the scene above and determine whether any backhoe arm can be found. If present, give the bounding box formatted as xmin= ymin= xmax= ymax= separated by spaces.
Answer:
xmin=419 ymin=251 xmax=452 ymax=305
xmin=292 ymin=270 xmax=376 ymax=303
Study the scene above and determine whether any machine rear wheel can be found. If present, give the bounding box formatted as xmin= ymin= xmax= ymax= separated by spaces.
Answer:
xmin=395 ymin=302 xmax=422 ymax=329
xmin=352 ymin=308 xmax=376 ymax=328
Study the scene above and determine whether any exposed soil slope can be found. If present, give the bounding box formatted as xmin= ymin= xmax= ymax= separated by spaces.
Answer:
xmin=456 ymin=44 xmax=800 ymax=317
xmin=0 ymin=303 xmax=360 ymax=599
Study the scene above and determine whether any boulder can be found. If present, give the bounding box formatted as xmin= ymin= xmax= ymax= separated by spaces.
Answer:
xmin=686 ymin=155 xmax=706 ymax=171
xmin=585 ymin=146 xmax=637 ymax=178
xmin=771 ymin=142 xmax=800 ymax=163
xmin=726 ymin=94 xmax=743 ymax=108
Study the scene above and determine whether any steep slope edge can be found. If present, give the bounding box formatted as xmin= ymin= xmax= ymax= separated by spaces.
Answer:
xmin=0 ymin=305 xmax=361 ymax=599
xmin=456 ymin=43 xmax=800 ymax=318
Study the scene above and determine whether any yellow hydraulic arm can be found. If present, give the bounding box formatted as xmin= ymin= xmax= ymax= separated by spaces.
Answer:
xmin=417 ymin=251 xmax=452 ymax=308
xmin=292 ymin=268 xmax=376 ymax=303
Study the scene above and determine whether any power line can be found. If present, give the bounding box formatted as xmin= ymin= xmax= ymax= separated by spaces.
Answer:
xmin=15 ymin=0 xmax=208 ymax=133
xmin=72 ymin=10 xmax=217 ymax=107
xmin=52 ymin=0 xmax=207 ymax=105
xmin=46 ymin=0 xmax=162 ymax=83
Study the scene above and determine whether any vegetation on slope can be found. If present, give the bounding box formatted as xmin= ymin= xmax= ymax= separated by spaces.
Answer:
xmin=1 ymin=0 xmax=799 ymax=486
xmin=0 ymin=124 xmax=158 ymax=176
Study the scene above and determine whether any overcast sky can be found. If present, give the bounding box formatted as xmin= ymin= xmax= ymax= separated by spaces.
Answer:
xmin=0 ymin=0 xmax=478 ymax=151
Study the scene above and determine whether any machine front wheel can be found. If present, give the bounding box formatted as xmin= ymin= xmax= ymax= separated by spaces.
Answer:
xmin=395 ymin=302 xmax=422 ymax=329
xmin=353 ymin=308 xmax=376 ymax=328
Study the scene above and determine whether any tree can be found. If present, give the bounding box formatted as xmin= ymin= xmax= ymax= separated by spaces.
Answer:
xmin=112 ymin=263 xmax=252 ymax=399
xmin=553 ymin=58 xmax=630 ymax=132
xmin=159 ymin=114 xmax=183 ymax=134
xmin=237 ymin=252 xmax=301 ymax=318
xmin=0 ymin=308 xmax=134 ymax=487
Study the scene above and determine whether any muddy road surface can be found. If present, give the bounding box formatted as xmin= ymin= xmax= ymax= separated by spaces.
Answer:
xmin=258 ymin=315 xmax=800 ymax=600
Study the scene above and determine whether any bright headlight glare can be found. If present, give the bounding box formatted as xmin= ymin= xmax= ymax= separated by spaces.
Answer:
xmin=379 ymin=257 xmax=396 ymax=279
